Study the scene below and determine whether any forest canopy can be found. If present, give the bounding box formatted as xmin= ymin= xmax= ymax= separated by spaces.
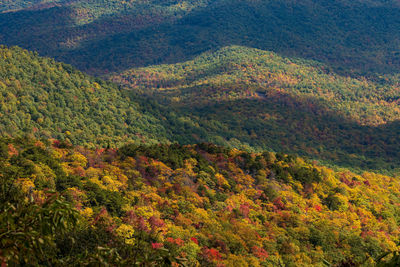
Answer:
xmin=1 ymin=137 xmax=400 ymax=265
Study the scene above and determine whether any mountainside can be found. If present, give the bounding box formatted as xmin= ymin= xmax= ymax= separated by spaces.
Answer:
xmin=112 ymin=46 xmax=400 ymax=174
xmin=0 ymin=45 xmax=276 ymax=152
xmin=113 ymin=46 xmax=400 ymax=126
xmin=2 ymin=1 xmax=400 ymax=266
xmin=0 ymin=0 xmax=64 ymax=13
xmin=2 ymin=137 xmax=400 ymax=265
xmin=3 ymin=45 xmax=400 ymax=174
xmin=0 ymin=0 xmax=399 ymax=75
xmin=0 ymin=45 xmax=275 ymax=150
xmin=0 ymin=45 xmax=179 ymax=146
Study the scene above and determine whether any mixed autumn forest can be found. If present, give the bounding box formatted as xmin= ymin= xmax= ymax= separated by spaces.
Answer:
xmin=1 ymin=0 xmax=400 ymax=266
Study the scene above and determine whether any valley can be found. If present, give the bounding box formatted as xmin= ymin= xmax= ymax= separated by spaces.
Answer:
xmin=1 ymin=1 xmax=400 ymax=266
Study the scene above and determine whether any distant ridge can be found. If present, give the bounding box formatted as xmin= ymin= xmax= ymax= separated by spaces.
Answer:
xmin=0 ymin=0 xmax=399 ymax=75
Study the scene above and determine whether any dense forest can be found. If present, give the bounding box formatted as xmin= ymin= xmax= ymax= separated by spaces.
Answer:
xmin=3 ymin=45 xmax=400 ymax=174
xmin=112 ymin=46 xmax=400 ymax=174
xmin=0 ymin=0 xmax=399 ymax=75
xmin=0 ymin=0 xmax=63 ymax=12
xmin=2 ymin=1 xmax=400 ymax=265
xmin=113 ymin=46 xmax=400 ymax=126
xmin=2 ymin=137 xmax=400 ymax=265
xmin=2 ymin=45 xmax=400 ymax=175
xmin=0 ymin=45 xmax=207 ymax=147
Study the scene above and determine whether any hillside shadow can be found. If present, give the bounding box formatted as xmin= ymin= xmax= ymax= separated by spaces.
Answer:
xmin=1 ymin=0 xmax=400 ymax=75
xmin=155 ymin=89 xmax=400 ymax=174
xmin=0 ymin=6 xmax=75 ymax=52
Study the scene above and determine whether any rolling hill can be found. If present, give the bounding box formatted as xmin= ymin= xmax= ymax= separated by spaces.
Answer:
xmin=3 ymin=44 xmax=400 ymax=174
xmin=0 ymin=0 xmax=399 ymax=75
xmin=2 ymin=2 xmax=400 ymax=266
xmin=112 ymin=46 xmax=400 ymax=174
xmin=0 ymin=45 xmax=196 ymax=147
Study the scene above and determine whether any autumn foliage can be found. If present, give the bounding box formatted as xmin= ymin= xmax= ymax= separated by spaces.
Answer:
xmin=1 ymin=137 xmax=400 ymax=265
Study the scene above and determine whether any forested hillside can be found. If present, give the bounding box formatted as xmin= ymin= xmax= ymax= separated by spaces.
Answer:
xmin=2 ymin=0 xmax=400 ymax=266
xmin=0 ymin=0 xmax=64 ymax=13
xmin=3 ymin=45 xmax=400 ymax=174
xmin=0 ymin=0 xmax=399 ymax=75
xmin=114 ymin=46 xmax=400 ymax=126
xmin=0 ymin=45 xmax=205 ymax=147
xmin=2 ymin=137 xmax=400 ymax=265
xmin=0 ymin=45 xmax=276 ymax=151
xmin=113 ymin=46 xmax=400 ymax=174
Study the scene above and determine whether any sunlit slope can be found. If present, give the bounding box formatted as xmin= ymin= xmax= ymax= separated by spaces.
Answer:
xmin=2 ymin=45 xmax=400 ymax=173
xmin=2 ymin=137 xmax=400 ymax=265
xmin=112 ymin=46 xmax=400 ymax=173
xmin=0 ymin=45 xmax=176 ymax=146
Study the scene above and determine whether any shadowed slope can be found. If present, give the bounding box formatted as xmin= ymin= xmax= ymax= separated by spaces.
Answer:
xmin=0 ymin=0 xmax=399 ymax=75
xmin=112 ymin=46 xmax=400 ymax=173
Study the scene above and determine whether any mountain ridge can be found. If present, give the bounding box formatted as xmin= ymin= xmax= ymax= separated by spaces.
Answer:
xmin=3 ymin=44 xmax=400 ymax=174
xmin=1 ymin=0 xmax=399 ymax=75
xmin=2 ymin=2 xmax=400 ymax=266
xmin=112 ymin=45 xmax=400 ymax=174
